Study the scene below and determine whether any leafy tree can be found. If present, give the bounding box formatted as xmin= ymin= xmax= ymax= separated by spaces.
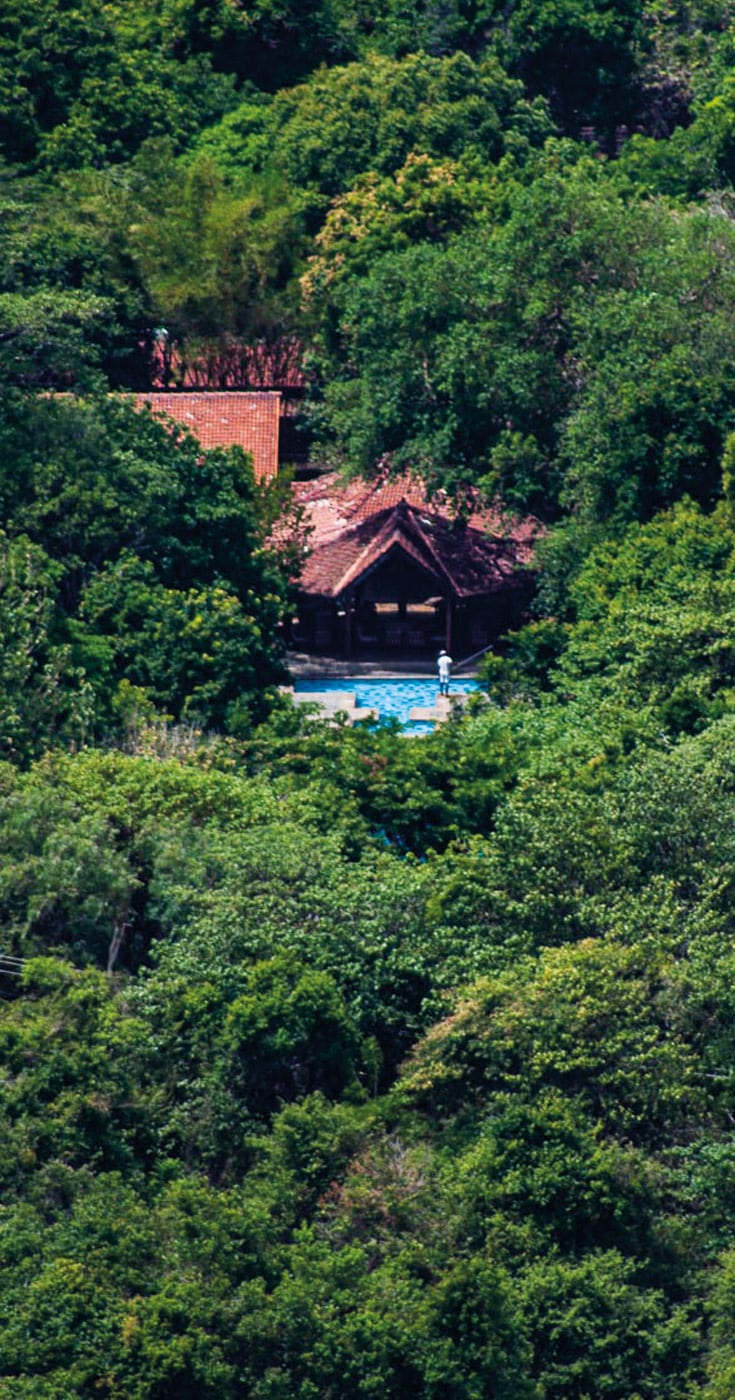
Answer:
xmin=198 ymin=49 xmax=552 ymax=201
xmin=399 ymin=938 xmax=704 ymax=1144
xmin=5 ymin=6 xmax=735 ymax=1396
xmin=0 ymin=287 xmax=113 ymax=387
xmin=0 ymin=390 xmax=292 ymax=740
xmin=0 ymin=0 xmax=239 ymax=169
xmin=368 ymin=0 xmax=646 ymax=137
xmin=554 ymin=499 xmax=735 ymax=731
xmin=312 ymin=152 xmax=735 ymax=522
xmin=497 ymin=0 xmax=646 ymax=137
xmin=224 ymin=955 xmax=362 ymax=1116
xmin=128 ymin=153 xmax=304 ymax=371
xmin=301 ymin=152 xmax=497 ymax=306
xmin=0 ymin=535 xmax=90 ymax=763
xmin=516 ymin=1250 xmax=694 ymax=1400
xmin=311 ymin=154 xmax=599 ymax=501
xmin=76 ymin=557 xmax=286 ymax=730
xmin=705 ymin=1246 xmax=735 ymax=1398
xmin=0 ymin=960 xmax=156 ymax=1192
xmin=0 ymin=749 xmax=295 ymax=966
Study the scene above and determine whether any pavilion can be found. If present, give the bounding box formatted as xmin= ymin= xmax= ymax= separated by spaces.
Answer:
xmin=290 ymin=471 xmax=537 ymax=660
xmin=128 ymin=390 xmax=536 ymax=661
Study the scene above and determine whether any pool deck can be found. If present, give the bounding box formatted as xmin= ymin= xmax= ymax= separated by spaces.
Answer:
xmin=286 ymin=651 xmax=479 ymax=680
xmin=282 ymin=686 xmax=465 ymax=727
xmin=282 ymin=658 xmax=483 ymax=727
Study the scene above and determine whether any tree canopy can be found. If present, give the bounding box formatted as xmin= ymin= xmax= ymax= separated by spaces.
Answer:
xmin=6 ymin=2 xmax=735 ymax=1395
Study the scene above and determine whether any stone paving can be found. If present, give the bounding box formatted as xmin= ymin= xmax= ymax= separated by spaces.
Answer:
xmin=286 ymin=651 xmax=441 ymax=679
xmin=282 ymin=652 xmax=481 ymax=727
xmin=281 ymin=686 xmax=461 ymax=727
xmin=285 ymin=688 xmax=378 ymax=723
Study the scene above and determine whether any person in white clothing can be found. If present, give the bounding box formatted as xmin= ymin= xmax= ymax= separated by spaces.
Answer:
xmin=437 ymin=649 xmax=453 ymax=696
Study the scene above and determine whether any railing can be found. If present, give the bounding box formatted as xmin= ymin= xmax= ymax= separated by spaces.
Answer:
xmin=453 ymin=641 xmax=495 ymax=673
xmin=0 ymin=954 xmax=25 ymax=978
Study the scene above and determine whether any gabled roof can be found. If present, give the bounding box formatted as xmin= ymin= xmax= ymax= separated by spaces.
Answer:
xmin=130 ymin=392 xmax=280 ymax=481
xmin=331 ymin=499 xmax=454 ymax=597
xmin=295 ymin=472 xmax=537 ymax=600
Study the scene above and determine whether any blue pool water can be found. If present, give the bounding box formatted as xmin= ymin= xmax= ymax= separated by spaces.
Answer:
xmin=294 ymin=676 xmax=480 ymax=730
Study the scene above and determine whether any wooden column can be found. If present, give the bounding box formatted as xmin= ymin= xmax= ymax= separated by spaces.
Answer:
xmin=342 ymin=594 xmax=354 ymax=658
xmin=445 ymin=595 xmax=453 ymax=653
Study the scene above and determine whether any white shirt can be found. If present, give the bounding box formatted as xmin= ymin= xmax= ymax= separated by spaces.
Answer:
xmin=438 ymin=654 xmax=452 ymax=680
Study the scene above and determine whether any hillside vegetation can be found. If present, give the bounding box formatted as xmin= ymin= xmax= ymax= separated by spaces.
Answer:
xmin=5 ymin=3 xmax=735 ymax=1395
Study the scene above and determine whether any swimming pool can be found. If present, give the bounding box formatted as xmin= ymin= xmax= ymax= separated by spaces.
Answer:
xmin=294 ymin=676 xmax=480 ymax=728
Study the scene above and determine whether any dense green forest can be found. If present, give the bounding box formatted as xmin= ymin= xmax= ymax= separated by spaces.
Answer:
xmin=7 ymin=2 xmax=735 ymax=1395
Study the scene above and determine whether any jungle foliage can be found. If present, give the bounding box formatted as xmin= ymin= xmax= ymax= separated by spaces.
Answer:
xmin=7 ymin=2 xmax=735 ymax=1397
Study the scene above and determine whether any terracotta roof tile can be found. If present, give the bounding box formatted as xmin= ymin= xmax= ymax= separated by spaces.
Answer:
xmin=146 ymin=336 xmax=305 ymax=391
xmin=294 ymin=472 xmax=538 ymax=600
xmin=130 ymin=392 xmax=280 ymax=481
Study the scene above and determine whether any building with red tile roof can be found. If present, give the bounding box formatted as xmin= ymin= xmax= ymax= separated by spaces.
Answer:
xmin=289 ymin=472 xmax=537 ymax=657
xmin=130 ymin=391 xmax=281 ymax=482
xmin=145 ymin=334 xmax=305 ymax=395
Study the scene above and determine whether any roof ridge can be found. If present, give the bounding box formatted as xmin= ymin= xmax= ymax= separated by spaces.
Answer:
xmin=331 ymin=508 xmax=410 ymax=597
xmin=332 ymin=503 xmax=454 ymax=598
xmin=400 ymin=502 xmax=459 ymax=592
